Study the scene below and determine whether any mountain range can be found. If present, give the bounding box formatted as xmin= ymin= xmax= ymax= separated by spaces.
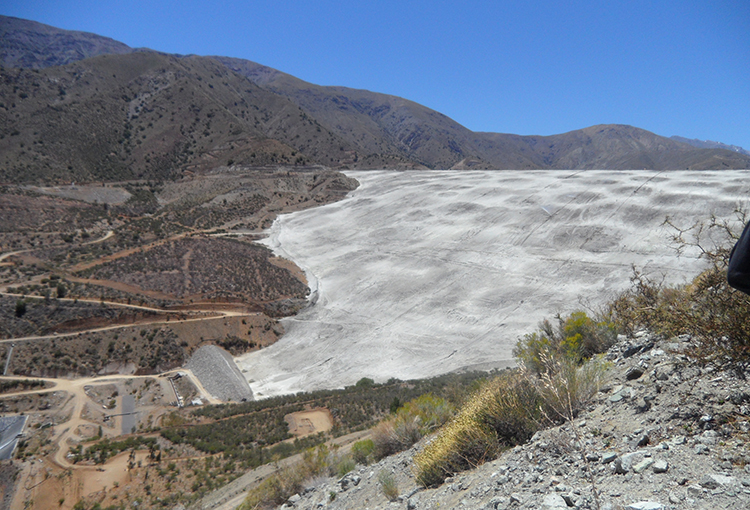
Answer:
xmin=1 ymin=14 xmax=749 ymax=184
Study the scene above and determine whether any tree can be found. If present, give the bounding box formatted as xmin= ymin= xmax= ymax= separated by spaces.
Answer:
xmin=15 ymin=299 xmax=26 ymax=317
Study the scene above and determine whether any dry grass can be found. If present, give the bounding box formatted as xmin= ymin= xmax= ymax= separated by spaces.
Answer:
xmin=414 ymin=358 xmax=608 ymax=487
xmin=239 ymin=445 xmax=334 ymax=510
xmin=414 ymin=372 xmax=542 ymax=486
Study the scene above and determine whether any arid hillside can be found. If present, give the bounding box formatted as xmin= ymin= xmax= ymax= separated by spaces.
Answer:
xmin=0 ymin=51 xmax=363 ymax=184
xmin=2 ymin=15 xmax=749 ymax=177
xmin=0 ymin=168 xmax=357 ymax=377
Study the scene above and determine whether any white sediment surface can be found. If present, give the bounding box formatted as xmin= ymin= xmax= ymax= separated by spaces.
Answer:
xmin=235 ymin=169 xmax=750 ymax=398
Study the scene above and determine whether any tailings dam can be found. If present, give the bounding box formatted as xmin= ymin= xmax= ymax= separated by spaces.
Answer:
xmin=236 ymin=170 xmax=750 ymax=397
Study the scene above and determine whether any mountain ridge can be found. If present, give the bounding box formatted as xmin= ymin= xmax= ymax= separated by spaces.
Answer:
xmin=0 ymin=15 xmax=134 ymax=69
xmin=1 ymin=14 xmax=749 ymax=182
xmin=671 ymin=135 xmax=750 ymax=156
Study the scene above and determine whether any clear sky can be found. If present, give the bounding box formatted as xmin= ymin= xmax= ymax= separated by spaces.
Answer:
xmin=3 ymin=0 xmax=749 ymax=149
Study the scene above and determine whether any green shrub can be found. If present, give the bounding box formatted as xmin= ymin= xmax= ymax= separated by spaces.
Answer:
xmin=378 ymin=470 xmax=399 ymax=501
xmin=14 ymin=299 xmax=26 ymax=317
xmin=513 ymin=311 xmax=616 ymax=375
xmin=351 ymin=438 xmax=374 ymax=465
xmin=335 ymin=457 xmax=355 ymax=477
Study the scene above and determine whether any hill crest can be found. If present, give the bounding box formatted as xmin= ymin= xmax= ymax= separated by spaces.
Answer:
xmin=1 ymin=14 xmax=749 ymax=181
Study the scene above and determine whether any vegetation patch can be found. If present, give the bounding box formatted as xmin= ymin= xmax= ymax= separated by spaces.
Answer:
xmin=611 ymin=212 xmax=750 ymax=372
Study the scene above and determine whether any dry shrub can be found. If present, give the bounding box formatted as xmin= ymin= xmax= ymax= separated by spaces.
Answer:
xmin=533 ymin=356 xmax=607 ymax=423
xmin=378 ymin=470 xmax=399 ymax=501
xmin=611 ymin=211 xmax=750 ymax=373
xmin=240 ymin=464 xmax=305 ymax=509
xmin=239 ymin=444 xmax=335 ymax=509
xmin=371 ymin=394 xmax=454 ymax=460
xmin=414 ymin=373 xmax=544 ymax=487
xmin=414 ymin=357 xmax=608 ymax=487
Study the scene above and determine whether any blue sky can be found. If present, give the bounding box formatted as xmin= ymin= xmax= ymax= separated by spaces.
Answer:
xmin=4 ymin=0 xmax=749 ymax=149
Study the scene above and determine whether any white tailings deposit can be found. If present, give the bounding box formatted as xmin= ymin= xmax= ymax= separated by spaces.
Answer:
xmin=235 ymin=170 xmax=750 ymax=398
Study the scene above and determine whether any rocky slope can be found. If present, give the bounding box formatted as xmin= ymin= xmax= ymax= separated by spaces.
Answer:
xmin=281 ymin=333 xmax=750 ymax=510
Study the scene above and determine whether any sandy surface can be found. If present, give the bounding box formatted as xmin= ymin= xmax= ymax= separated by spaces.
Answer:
xmin=285 ymin=408 xmax=333 ymax=437
xmin=236 ymin=170 xmax=750 ymax=397
xmin=26 ymin=184 xmax=132 ymax=205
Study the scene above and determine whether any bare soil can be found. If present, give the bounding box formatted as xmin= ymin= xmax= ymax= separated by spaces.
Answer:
xmin=285 ymin=408 xmax=333 ymax=437
xmin=0 ymin=168 xmax=358 ymax=509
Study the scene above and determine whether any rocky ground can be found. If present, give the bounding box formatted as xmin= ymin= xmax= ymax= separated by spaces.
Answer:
xmin=279 ymin=332 xmax=750 ymax=510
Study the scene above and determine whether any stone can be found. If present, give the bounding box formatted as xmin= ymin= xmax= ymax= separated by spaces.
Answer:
xmin=633 ymin=458 xmax=654 ymax=474
xmin=336 ymin=472 xmax=362 ymax=491
xmin=694 ymin=444 xmax=710 ymax=455
xmin=614 ymin=454 xmax=639 ymax=474
xmin=652 ymin=460 xmax=669 ymax=473
xmin=626 ymin=366 xmax=645 ymax=380
xmin=585 ymin=452 xmax=601 ymax=462
xmin=407 ymin=498 xmax=418 ymax=510
xmin=700 ymin=474 xmax=735 ymax=488
xmin=614 ymin=458 xmax=628 ymax=474
xmin=699 ymin=430 xmax=718 ymax=445
xmin=699 ymin=475 xmax=720 ymax=489
xmin=668 ymin=491 xmax=681 ymax=504
xmin=624 ymin=502 xmax=664 ymax=510
xmin=635 ymin=434 xmax=650 ymax=447
xmin=288 ymin=494 xmax=301 ymax=503
xmin=687 ymin=485 xmax=704 ymax=498
xmin=541 ymin=493 xmax=568 ymax=508
xmin=510 ymin=493 xmax=523 ymax=504
xmin=601 ymin=452 xmax=617 ymax=464
xmin=668 ymin=435 xmax=686 ymax=446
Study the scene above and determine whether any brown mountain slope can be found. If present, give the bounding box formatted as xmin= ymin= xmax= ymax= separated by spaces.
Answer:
xmin=0 ymin=15 xmax=133 ymax=69
xmin=2 ymin=15 xmax=749 ymax=175
xmin=215 ymin=57 xmax=750 ymax=171
xmin=479 ymin=124 xmax=750 ymax=170
xmin=216 ymin=56 xmax=505 ymax=169
xmin=0 ymin=51 xmax=361 ymax=183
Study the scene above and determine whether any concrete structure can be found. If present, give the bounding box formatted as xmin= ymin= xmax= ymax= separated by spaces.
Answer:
xmin=0 ymin=415 xmax=27 ymax=460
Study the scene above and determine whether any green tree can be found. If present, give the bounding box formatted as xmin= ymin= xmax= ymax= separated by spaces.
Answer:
xmin=15 ymin=299 xmax=26 ymax=317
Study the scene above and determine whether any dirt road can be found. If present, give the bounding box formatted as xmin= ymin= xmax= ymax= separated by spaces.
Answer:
xmin=189 ymin=430 xmax=371 ymax=510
